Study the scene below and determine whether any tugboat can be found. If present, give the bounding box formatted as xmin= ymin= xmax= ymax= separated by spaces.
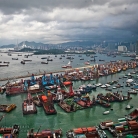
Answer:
xmin=22 ymin=92 xmax=37 ymax=115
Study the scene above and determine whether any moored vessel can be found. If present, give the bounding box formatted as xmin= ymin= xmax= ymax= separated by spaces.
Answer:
xmin=27 ymin=128 xmax=62 ymax=138
xmin=12 ymin=58 xmax=18 ymax=60
xmin=99 ymin=120 xmax=114 ymax=129
xmin=0 ymin=104 xmax=16 ymax=112
xmin=22 ymin=92 xmax=37 ymax=115
xmin=40 ymin=93 xmax=57 ymax=115
xmin=125 ymin=108 xmax=138 ymax=120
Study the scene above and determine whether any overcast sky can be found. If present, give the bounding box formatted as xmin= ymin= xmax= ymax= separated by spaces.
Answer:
xmin=0 ymin=0 xmax=138 ymax=45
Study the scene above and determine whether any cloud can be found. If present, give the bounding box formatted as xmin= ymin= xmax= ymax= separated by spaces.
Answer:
xmin=0 ymin=0 xmax=138 ymax=45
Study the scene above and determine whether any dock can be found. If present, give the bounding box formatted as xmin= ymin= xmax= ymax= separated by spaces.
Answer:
xmin=0 ymin=65 xmax=94 ymax=81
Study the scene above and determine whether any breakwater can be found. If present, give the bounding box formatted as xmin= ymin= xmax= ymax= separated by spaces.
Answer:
xmin=0 ymin=65 xmax=94 ymax=81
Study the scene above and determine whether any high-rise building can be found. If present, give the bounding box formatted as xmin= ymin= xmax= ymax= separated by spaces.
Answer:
xmin=136 ymin=41 xmax=138 ymax=55
xmin=118 ymin=46 xmax=127 ymax=52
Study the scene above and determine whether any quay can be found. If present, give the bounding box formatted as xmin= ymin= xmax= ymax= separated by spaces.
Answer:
xmin=0 ymin=65 xmax=95 ymax=81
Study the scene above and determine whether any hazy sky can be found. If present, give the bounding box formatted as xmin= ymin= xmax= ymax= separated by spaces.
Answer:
xmin=0 ymin=0 xmax=138 ymax=45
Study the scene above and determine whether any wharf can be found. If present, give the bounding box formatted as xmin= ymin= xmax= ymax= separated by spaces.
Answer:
xmin=0 ymin=65 xmax=93 ymax=81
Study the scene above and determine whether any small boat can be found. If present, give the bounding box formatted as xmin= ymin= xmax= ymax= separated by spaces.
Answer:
xmin=126 ymin=79 xmax=133 ymax=83
xmin=125 ymin=108 xmax=138 ymax=120
xmin=28 ymin=84 xmax=42 ymax=94
xmin=99 ymin=59 xmax=105 ymax=61
xmin=22 ymin=93 xmax=37 ymax=115
xmin=23 ymin=59 xmax=32 ymax=62
xmin=105 ymin=87 xmax=112 ymax=91
xmin=21 ymin=60 xmax=25 ymax=64
xmin=95 ymin=83 xmax=102 ymax=87
xmin=41 ymin=57 xmax=47 ymax=59
xmin=84 ymin=62 xmax=90 ymax=65
xmin=3 ymin=61 xmax=10 ymax=64
xmin=103 ymin=110 xmax=110 ymax=115
xmin=127 ymin=73 xmax=131 ymax=76
xmin=101 ymin=85 xmax=107 ymax=88
xmin=0 ymin=85 xmax=6 ymax=94
xmin=62 ymin=61 xmax=72 ymax=68
xmin=131 ymin=71 xmax=136 ymax=74
xmin=90 ymin=59 xmax=96 ymax=62
xmin=128 ymin=89 xmax=137 ymax=94
xmin=45 ymin=85 xmax=57 ymax=90
xmin=96 ymin=100 xmax=111 ymax=108
xmin=80 ymin=76 xmax=90 ymax=81
xmin=47 ymin=59 xmax=53 ymax=61
xmin=125 ymin=104 xmax=133 ymax=110
xmin=0 ymin=104 xmax=16 ymax=112
xmin=27 ymin=128 xmax=62 ymax=138
xmin=105 ymin=84 xmax=111 ymax=87
xmin=99 ymin=120 xmax=114 ymax=129
xmin=12 ymin=58 xmax=18 ymax=60
xmin=41 ymin=61 xmax=48 ymax=64
xmin=0 ymin=64 xmax=9 ymax=67
xmin=8 ymin=53 xmax=12 ymax=56
xmin=24 ymin=55 xmax=28 ymax=58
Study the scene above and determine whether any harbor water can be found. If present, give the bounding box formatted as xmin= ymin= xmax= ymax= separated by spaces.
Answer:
xmin=0 ymin=52 xmax=137 ymax=138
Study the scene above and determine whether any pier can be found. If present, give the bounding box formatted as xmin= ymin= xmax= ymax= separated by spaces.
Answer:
xmin=0 ymin=65 xmax=94 ymax=81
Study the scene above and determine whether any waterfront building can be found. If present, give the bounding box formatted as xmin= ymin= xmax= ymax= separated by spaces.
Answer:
xmin=118 ymin=46 xmax=127 ymax=52
xmin=136 ymin=41 xmax=138 ymax=60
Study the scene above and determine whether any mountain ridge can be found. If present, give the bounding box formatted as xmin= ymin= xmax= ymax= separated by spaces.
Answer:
xmin=0 ymin=40 xmax=95 ymax=48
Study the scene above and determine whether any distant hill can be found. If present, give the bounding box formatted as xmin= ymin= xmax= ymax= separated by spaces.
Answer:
xmin=18 ymin=41 xmax=50 ymax=48
xmin=0 ymin=44 xmax=15 ymax=48
xmin=59 ymin=41 xmax=95 ymax=47
xmin=0 ymin=40 xmax=96 ymax=48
